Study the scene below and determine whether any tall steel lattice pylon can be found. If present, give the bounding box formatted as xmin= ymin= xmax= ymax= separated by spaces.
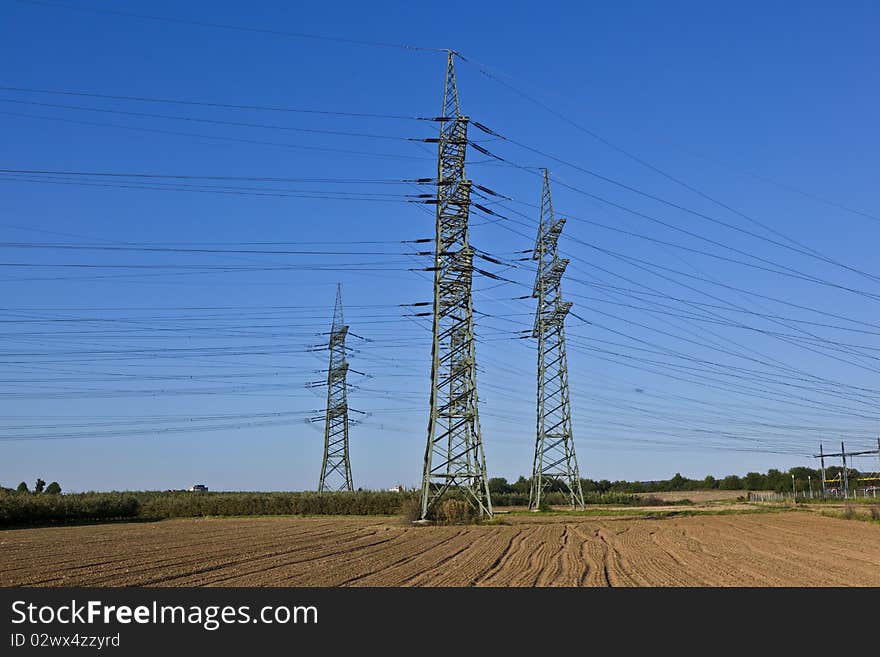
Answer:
xmin=529 ymin=170 xmax=585 ymax=510
xmin=418 ymin=51 xmax=493 ymax=520
xmin=318 ymin=284 xmax=354 ymax=492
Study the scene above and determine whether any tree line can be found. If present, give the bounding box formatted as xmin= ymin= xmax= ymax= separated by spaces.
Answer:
xmin=489 ymin=465 xmax=869 ymax=496
xmin=1 ymin=478 xmax=62 ymax=495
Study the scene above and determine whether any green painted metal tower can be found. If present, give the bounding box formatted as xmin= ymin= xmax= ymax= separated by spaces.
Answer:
xmin=318 ymin=283 xmax=354 ymax=492
xmin=418 ymin=51 xmax=493 ymax=520
xmin=529 ymin=170 xmax=585 ymax=510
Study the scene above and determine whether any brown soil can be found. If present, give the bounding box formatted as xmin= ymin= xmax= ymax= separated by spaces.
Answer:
xmin=2 ymin=512 xmax=878 ymax=587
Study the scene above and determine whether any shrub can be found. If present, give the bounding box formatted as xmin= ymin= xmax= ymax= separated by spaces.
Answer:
xmin=135 ymin=490 xmax=415 ymax=519
xmin=16 ymin=482 xmax=28 ymax=494
xmin=870 ymin=507 xmax=879 ymax=521
xmin=843 ymin=505 xmax=856 ymax=519
xmin=398 ymin=497 xmax=422 ymax=523
xmin=45 ymin=482 xmax=62 ymax=495
xmin=434 ymin=499 xmax=476 ymax=525
xmin=0 ymin=492 xmax=139 ymax=527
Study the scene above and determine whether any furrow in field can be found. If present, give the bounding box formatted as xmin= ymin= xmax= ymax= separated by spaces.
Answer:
xmin=595 ymin=525 xmax=648 ymax=586
xmin=13 ymin=521 xmax=369 ymax=586
xmin=149 ymin=526 xmax=405 ymax=587
xmin=708 ymin=515 xmax=880 ymax=585
xmin=326 ymin=528 xmax=473 ymax=587
xmin=656 ymin=519 xmax=765 ymax=586
xmin=472 ymin=528 xmax=527 ymax=586
xmin=602 ymin=521 xmax=689 ymax=586
xmin=6 ymin=519 xmax=372 ymax=586
xmin=397 ymin=526 xmax=521 ymax=587
xmin=477 ymin=524 xmax=564 ymax=586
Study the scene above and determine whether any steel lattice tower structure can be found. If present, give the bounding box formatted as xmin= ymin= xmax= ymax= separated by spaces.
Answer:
xmin=529 ymin=170 xmax=585 ymax=510
xmin=318 ymin=284 xmax=354 ymax=493
xmin=418 ymin=51 xmax=493 ymax=520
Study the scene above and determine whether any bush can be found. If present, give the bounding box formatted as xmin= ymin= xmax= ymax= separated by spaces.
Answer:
xmin=16 ymin=482 xmax=28 ymax=494
xmin=870 ymin=507 xmax=879 ymax=521
xmin=45 ymin=482 xmax=62 ymax=495
xmin=0 ymin=490 xmax=423 ymax=526
xmin=135 ymin=490 xmax=416 ymax=519
xmin=0 ymin=491 xmax=139 ymax=527
xmin=433 ymin=499 xmax=477 ymax=525
xmin=398 ymin=497 xmax=422 ymax=523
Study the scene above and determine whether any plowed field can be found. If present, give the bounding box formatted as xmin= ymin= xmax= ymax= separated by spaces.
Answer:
xmin=3 ymin=512 xmax=879 ymax=586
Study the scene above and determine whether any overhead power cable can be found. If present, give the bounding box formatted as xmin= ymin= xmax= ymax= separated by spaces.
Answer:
xmin=0 ymin=98 xmax=426 ymax=142
xmin=0 ymin=86 xmax=441 ymax=121
xmin=14 ymin=0 xmax=449 ymax=53
xmin=471 ymin=123 xmax=880 ymax=287
xmin=457 ymin=52 xmax=879 ymax=276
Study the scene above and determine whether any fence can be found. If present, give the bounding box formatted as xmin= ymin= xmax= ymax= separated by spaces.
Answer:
xmin=748 ymin=487 xmax=879 ymax=502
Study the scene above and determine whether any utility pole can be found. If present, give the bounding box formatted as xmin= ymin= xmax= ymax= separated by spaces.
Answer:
xmin=529 ymin=170 xmax=585 ymax=511
xmin=808 ymin=475 xmax=812 ymax=499
xmin=418 ymin=51 xmax=492 ymax=521
xmin=318 ymin=284 xmax=354 ymax=493
xmin=791 ymin=473 xmax=796 ymax=499
xmin=841 ymin=440 xmax=849 ymax=499
xmin=819 ymin=443 xmax=826 ymax=499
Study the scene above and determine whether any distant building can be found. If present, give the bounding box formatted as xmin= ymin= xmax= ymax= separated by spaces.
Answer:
xmin=189 ymin=484 xmax=208 ymax=492
xmin=388 ymin=485 xmax=405 ymax=493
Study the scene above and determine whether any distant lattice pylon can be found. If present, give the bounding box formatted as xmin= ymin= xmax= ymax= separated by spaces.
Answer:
xmin=418 ymin=51 xmax=493 ymax=520
xmin=530 ymin=170 xmax=585 ymax=510
xmin=318 ymin=283 xmax=354 ymax=492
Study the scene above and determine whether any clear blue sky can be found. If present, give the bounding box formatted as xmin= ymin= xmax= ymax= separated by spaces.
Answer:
xmin=2 ymin=0 xmax=880 ymax=491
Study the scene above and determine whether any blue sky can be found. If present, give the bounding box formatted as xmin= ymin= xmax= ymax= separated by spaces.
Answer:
xmin=2 ymin=0 xmax=880 ymax=491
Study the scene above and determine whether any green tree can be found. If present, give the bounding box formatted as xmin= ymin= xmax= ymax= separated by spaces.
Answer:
xmin=488 ymin=477 xmax=512 ymax=495
xmin=580 ymin=478 xmax=598 ymax=492
xmin=669 ymin=473 xmax=687 ymax=490
xmin=34 ymin=478 xmax=46 ymax=494
xmin=45 ymin=482 xmax=62 ymax=495
xmin=16 ymin=482 xmax=29 ymax=493
xmin=719 ymin=475 xmax=743 ymax=490
xmin=703 ymin=475 xmax=718 ymax=489
xmin=512 ymin=476 xmax=531 ymax=495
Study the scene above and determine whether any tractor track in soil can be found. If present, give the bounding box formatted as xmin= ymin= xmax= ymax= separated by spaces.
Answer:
xmin=4 ymin=512 xmax=879 ymax=587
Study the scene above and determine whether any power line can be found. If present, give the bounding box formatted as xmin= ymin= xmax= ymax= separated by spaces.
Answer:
xmin=0 ymin=86 xmax=440 ymax=121
xmin=14 ymin=0 xmax=448 ymax=53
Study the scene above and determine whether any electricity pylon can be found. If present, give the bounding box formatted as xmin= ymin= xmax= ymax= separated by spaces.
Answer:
xmin=418 ymin=51 xmax=492 ymax=520
xmin=318 ymin=283 xmax=354 ymax=493
xmin=529 ymin=170 xmax=585 ymax=510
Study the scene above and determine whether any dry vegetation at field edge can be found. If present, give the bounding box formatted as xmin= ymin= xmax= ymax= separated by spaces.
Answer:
xmin=3 ymin=511 xmax=879 ymax=587
xmin=637 ymin=490 xmax=755 ymax=503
